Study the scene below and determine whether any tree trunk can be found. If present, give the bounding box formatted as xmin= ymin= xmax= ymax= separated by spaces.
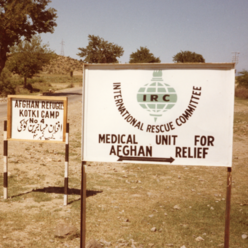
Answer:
xmin=0 ymin=47 xmax=7 ymax=76
xmin=24 ymin=77 xmax=27 ymax=88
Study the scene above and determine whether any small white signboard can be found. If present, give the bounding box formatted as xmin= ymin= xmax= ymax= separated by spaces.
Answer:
xmin=82 ymin=63 xmax=235 ymax=167
xmin=7 ymin=95 xmax=68 ymax=142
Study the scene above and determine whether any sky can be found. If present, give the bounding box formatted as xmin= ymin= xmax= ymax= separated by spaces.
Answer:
xmin=40 ymin=0 xmax=248 ymax=73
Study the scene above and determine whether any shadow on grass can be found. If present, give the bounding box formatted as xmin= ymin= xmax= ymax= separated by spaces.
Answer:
xmin=10 ymin=186 xmax=102 ymax=203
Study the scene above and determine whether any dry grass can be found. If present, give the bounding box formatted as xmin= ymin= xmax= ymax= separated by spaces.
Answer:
xmin=235 ymin=86 xmax=248 ymax=99
xmin=0 ymin=99 xmax=247 ymax=247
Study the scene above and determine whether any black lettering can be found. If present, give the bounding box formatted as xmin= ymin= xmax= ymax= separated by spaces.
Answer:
xmin=193 ymin=86 xmax=201 ymax=91
xmin=151 ymin=95 xmax=158 ymax=101
xmin=175 ymin=118 xmax=182 ymax=126
xmin=146 ymin=146 xmax=152 ymax=156
xmin=182 ymin=110 xmax=192 ymax=120
xmin=138 ymin=146 xmax=145 ymax=156
xmin=155 ymin=125 xmax=160 ymax=133
xmin=193 ymin=90 xmax=201 ymax=96
xmin=109 ymin=145 xmax=116 ymax=155
xmin=164 ymin=123 xmax=171 ymax=131
xmin=203 ymin=148 xmax=209 ymax=158
xmin=151 ymin=125 xmax=155 ymax=133
xmin=121 ymin=135 xmax=125 ymax=143
xmin=106 ymin=134 xmax=110 ymax=143
xmin=113 ymin=83 xmax=121 ymax=90
xmin=188 ymin=147 xmax=193 ymax=158
xmin=182 ymin=147 xmax=187 ymax=158
xmin=163 ymin=95 xmax=170 ymax=101
xmin=31 ymin=110 xmax=36 ymax=118
xmin=115 ymin=99 xmax=123 ymax=104
xmin=146 ymin=125 xmax=152 ymax=132
xmin=99 ymin=134 xmax=105 ymax=143
xmin=208 ymin=136 xmax=215 ymax=146
xmin=50 ymin=112 xmax=55 ymax=118
xmin=155 ymin=135 xmax=161 ymax=145
xmin=123 ymin=146 xmax=129 ymax=155
xmin=117 ymin=145 xmax=122 ymax=156
xmin=201 ymin=136 xmax=207 ymax=146
xmin=126 ymin=135 xmax=132 ymax=144
xmin=175 ymin=147 xmax=181 ymax=157
xmin=197 ymin=148 xmax=202 ymax=158
xmin=195 ymin=135 xmax=200 ymax=146
xmin=133 ymin=135 xmax=138 ymax=144
xmin=130 ymin=146 xmax=136 ymax=156
xmin=172 ymin=135 xmax=177 ymax=145
xmin=111 ymin=135 xmax=117 ymax=143
xmin=169 ymin=122 xmax=175 ymax=130
xmin=130 ymin=118 xmax=137 ymax=126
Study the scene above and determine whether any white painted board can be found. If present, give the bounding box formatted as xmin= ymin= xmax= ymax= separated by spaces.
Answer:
xmin=9 ymin=97 xmax=66 ymax=142
xmin=82 ymin=64 xmax=235 ymax=167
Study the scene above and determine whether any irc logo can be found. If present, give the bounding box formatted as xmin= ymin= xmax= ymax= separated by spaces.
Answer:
xmin=137 ymin=70 xmax=177 ymax=122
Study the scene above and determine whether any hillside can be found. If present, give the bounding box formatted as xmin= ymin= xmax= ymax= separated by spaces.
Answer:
xmin=42 ymin=55 xmax=84 ymax=75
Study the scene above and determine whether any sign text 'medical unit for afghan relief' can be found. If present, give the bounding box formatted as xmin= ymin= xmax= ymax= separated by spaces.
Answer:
xmin=82 ymin=64 xmax=235 ymax=167
xmin=8 ymin=96 xmax=67 ymax=142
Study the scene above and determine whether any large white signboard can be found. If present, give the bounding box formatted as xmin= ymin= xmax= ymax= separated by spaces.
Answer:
xmin=82 ymin=63 xmax=235 ymax=167
xmin=8 ymin=96 xmax=68 ymax=142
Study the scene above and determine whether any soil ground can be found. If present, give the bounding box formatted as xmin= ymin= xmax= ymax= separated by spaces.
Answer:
xmin=0 ymin=96 xmax=247 ymax=248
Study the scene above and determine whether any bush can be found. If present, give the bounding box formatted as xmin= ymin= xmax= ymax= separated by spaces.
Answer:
xmin=0 ymin=68 xmax=16 ymax=96
xmin=236 ymin=70 xmax=248 ymax=88
xmin=235 ymin=86 xmax=248 ymax=99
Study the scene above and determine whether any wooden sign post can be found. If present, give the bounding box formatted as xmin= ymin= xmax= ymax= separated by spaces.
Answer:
xmin=224 ymin=167 xmax=232 ymax=247
xmin=3 ymin=95 xmax=69 ymax=205
xmin=80 ymin=161 xmax=87 ymax=248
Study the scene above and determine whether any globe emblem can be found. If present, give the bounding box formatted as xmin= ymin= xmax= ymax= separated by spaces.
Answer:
xmin=137 ymin=71 xmax=177 ymax=122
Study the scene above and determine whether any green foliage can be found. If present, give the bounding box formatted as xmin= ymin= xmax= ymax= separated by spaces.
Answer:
xmin=0 ymin=67 xmax=15 ymax=96
xmin=77 ymin=35 xmax=124 ymax=63
xmin=0 ymin=0 xmax=57 ymax=75
xmin=6 ymin=35 xmax=55 ymax=87
xmin=173 ymin=50 xmax=205 ymax=63
xmin=129 ymin=47 xmax=161 ymax=63
xmin=236 ymin=69 xmax=248 ymax=88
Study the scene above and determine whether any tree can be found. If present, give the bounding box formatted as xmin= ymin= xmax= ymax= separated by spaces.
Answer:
xmin=173 ymin=51 xmax=205 ymax=63
xmin=0 ymin=0 xmax=57 ymax=75
xmin=77 ymin=35 xmax=124 ymax=63
xmin=0 ymin=67 xmax=15 ymax=96
xmin=236 ymin=70 xmax=248 ymax=88
xmin=129 ymin=47 xmax=161 ymax=63
xmin=6 ymin=35 xmax=55 ymax=87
